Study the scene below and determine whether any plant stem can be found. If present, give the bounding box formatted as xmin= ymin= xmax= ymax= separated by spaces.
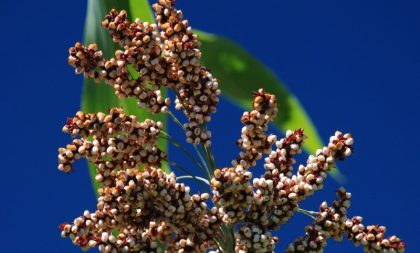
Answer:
xmin=168 ymin=94 xmax=214 ymax=175
xmin=202 ymin=123 xmax=217 ymax=170
xmin=167 ymin=110 xmax=184 ymax=130
xmin=166 ymin=160 xmax=208 ymax=191
xmin=165 ymin=110 xmax=212 ymax=178
xmin=176 ymin=175 xmax=210 ymax=186
xmin=218 ymin=224 xmax=235 ymax=253
xmin=194 ymin=144 xmax=212 ymax=178
xmin=296 ymin=208 xmax=318 ymax=220
xmin=160 ymin=131 xmax=210 ymax=179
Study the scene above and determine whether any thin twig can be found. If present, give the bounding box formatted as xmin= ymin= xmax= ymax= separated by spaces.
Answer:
xmin=296 ymin=208 xmax=318 ymax=220
xmin=167 ymin=110 xmax=184 ymax=130
xmin=160 ymin=131 xmax=210 ymax=179
xmin=203 ymin=123 xmax=217 ymax=170
xmin=194 ymin=144 xmax=212 ymax=178
xmin=201 ymin=144 xmax=214 ymax=174
xmin=165 ymin=110 xmax=212 ymax=177
xmin=166 ymin=160 xmax=208 ymax=191
xmin=176 ymin=175 xmax=210 ymax=186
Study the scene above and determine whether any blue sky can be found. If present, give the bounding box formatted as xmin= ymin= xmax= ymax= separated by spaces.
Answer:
xmin=0 ymin=0 xmax=419 ymax=252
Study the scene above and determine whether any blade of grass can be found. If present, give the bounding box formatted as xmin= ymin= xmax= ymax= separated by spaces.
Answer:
xmin=128 ymin=0 xmax=154 ymax=23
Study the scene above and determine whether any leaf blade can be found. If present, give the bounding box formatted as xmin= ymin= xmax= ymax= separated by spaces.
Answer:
xmin=128 ymin=0 xmax=155 ymax=23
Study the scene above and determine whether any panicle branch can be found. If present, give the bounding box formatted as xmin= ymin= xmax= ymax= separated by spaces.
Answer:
xmin=344 ymin=216 xmax=405 ymax=252
xmin=234 ymin=88 xmax=278 ymax=169
xmin=287 ymin=188 xmax=405 ymax=253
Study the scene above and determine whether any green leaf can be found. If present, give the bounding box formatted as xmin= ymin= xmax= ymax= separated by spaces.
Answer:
xmin=197 ymin=31 xmax=344 ymax=182
xmin=81 ymin=0 xmax=168 ymax=194
xmin=128 ymin=0 xmax=154 ymax=23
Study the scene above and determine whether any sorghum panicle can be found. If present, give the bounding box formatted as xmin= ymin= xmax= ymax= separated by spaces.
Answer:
xmin=59 ymin=1 xmax=405 ymax=252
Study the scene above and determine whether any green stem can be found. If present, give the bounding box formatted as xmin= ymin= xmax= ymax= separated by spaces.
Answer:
xmin=160 ymin=131 xmax=210 ymax=180
xmin=201 ymin=144 xmax=214 ymax=173
xmin=296 ymin=208 xmax=318 ymax=220
xmin=167 ymin=110 xmax=184 ymax=130
xmin=168 ymin=95 xmax=215 ymax=178
xmin=194 ymin=144 xmax=212 ymax=178
xmin=218 ymin=224 xmax=235 ymax=253
xmin=166 ymin=160 xmax=208 ymax=191
xmin=202 ymin=123 xmax=217 ymax=170
xmin=165 ymin=111 xmax=212 ymax=178
xmin=176 ymin=175 xmax=210 ymax=185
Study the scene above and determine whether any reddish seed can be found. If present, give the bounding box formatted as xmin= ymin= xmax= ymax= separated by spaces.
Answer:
xmin=58 ymin=223 xmax=68 ymax=231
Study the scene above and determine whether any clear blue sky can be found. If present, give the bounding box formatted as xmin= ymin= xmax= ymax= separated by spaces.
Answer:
xmin=0 ymin=0 xmax=419 ymax=252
